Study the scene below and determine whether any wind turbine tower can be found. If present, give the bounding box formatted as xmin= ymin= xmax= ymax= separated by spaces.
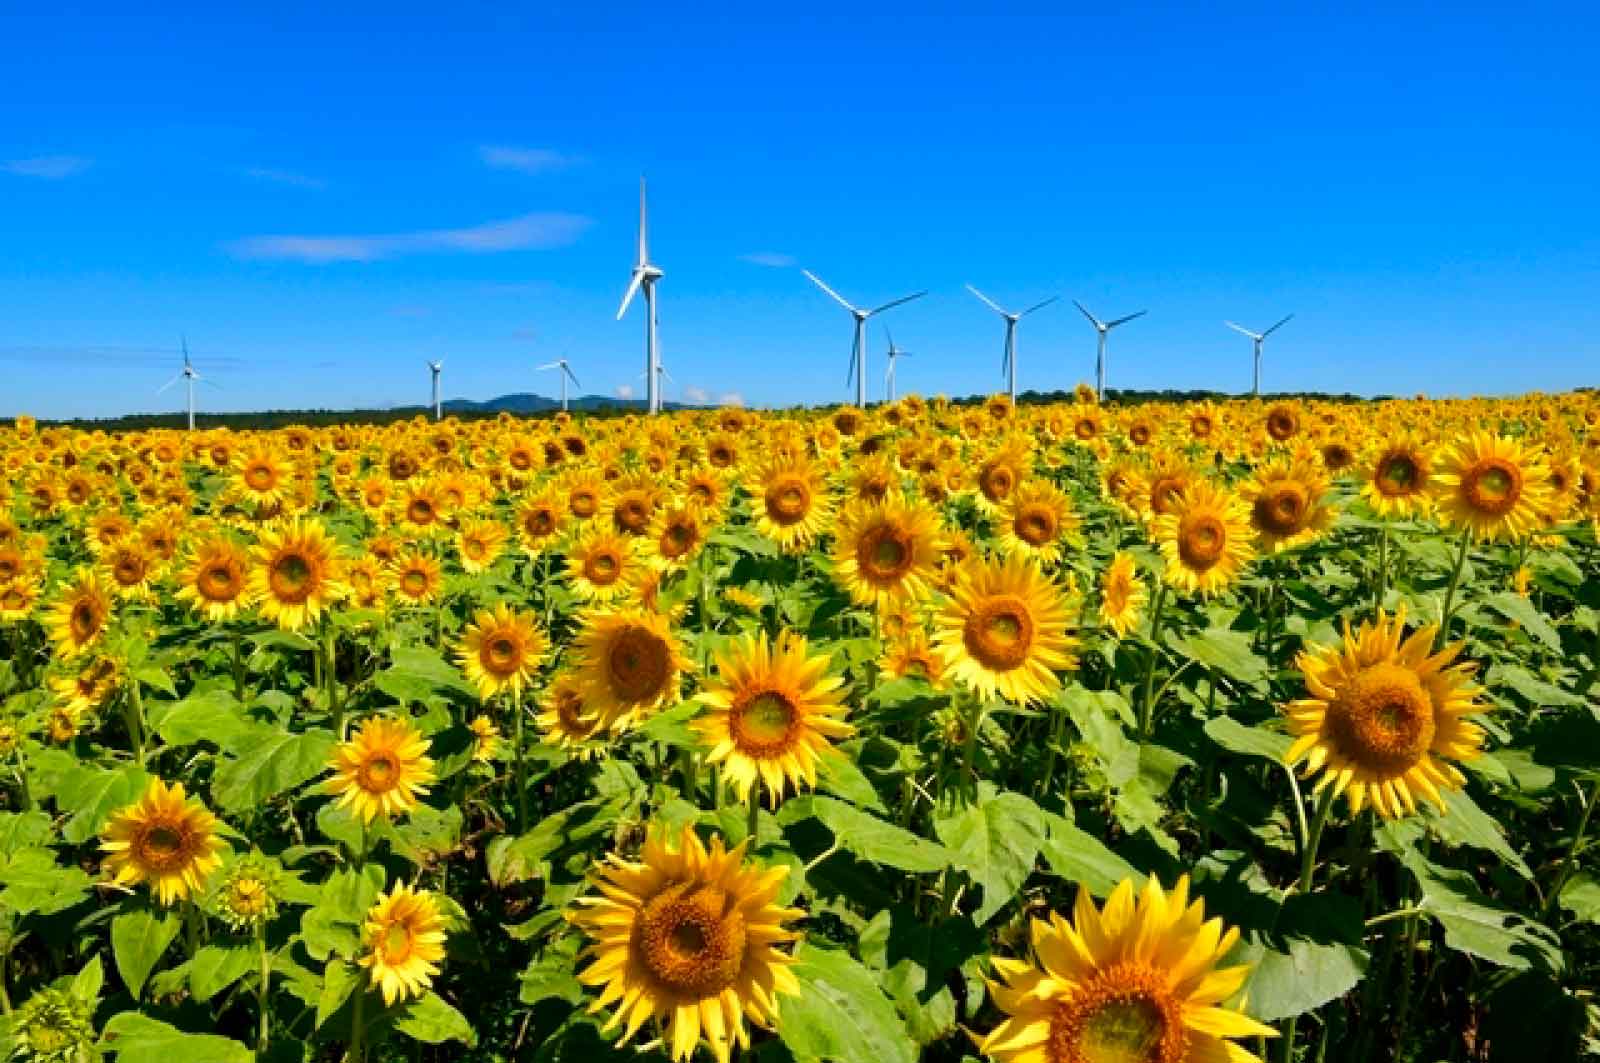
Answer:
xmin=427 ymin=360 xmax=443 ymax=420
xmin=965 ymin=285 xmax=1058 ymax=400
xmin=802 ymin=270 xmax=926 ymax=407
xmin=157 ymin=337 xmax=207 ymax=431
xmin=538 ymin=358 xmax=581 ymax=412
xmin=883 ymin=327 xmax=912 ymax=403
xmin=1072 ymin=301 xmax=1147 ymax=399
xmin=616 ymin=177 xmax=664 ymax=414
xmin=1225 ymin=315 xmax=1294 ymax=397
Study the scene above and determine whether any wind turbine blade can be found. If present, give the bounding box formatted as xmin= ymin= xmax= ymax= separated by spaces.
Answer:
xmin=637 ymin=177 xmax=648 ymax=266
xmin=616 ymin=270 xmax=644 ymax=319
xmin=157 ymin=373 xmax=183 ymax=394
xmin=802 ymin=270 xmax=856 ymax=313
xmin=1106 ymin=310 xmax=1147 ymax=329
xmin=965 ymin=284 xmax=1008 ymax=316
xmin=1072 ymin=299 xmax=1103 ymax=329
xmin=1224 ymin=321 xmax=1260 ymax=339
xmin=565 ymin=366 xmax=581 ymax=388
xmin=181 ymin=336 xmax=190 ymax=368
xmin=867 ymin=290 xmax=927 ymax=316
xmin=661 ymin=367 xmax=675 ymax=384
xmin=536 ymin=362 xmax=562 ymax=371
xmin=884 ymin=324 xmax=895 ymax=348
xmin=201 ymin=378 xmax=223 ymax=391
xmin=1263 ymin=313 xmax=1295 ymax=337
xmin=1021 ymin=295 xmax=1060 ymax=317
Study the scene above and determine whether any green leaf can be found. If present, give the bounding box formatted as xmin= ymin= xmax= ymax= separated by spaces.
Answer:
xmin=809 ymin=796 xmax=951 ymax=874
xmin=190 ymin=939 xmax=256 ymax=1002
xmin=1420 ymin=788 xmax=1532 ymax=880
xmin=519 ymin=936 xmax=585 ymax=1006
xmin=0 ymin=848 xmax=92 ymax=916
xmin=71 ymin=955 xmax=105 ymax=1006
xmin=211 ymin=726 xmax=336 ymax=814
xmin=0 ymin=811 xmax=51 ymax=857
xmin=1493 ymin=664 xmax=1586 ymax=708
xmin=817 ymin=749 xmax=888 ymax=813
xmin=1240 ymin=936 xmax=1367 ymax=1022
xmin=1038 ymin=812 xmax=1140 ymax=897
xmin=393 ymin=990 xmax=478 ymax=1045
xmin=1557 ymin=872 xmax=1600 ymax=924
xmin=385 ymin=802 xmax=463 ymax=866
xmin=858 ymin=906 xmax=982 ymax=1045
xmin=1058 ymin=687 xmax=1139 ymax=786
xmin=147 ymin=688 xmax=251 ymax=747
xmin=111 ymin=904 xmax=181 ymax=999
xmin=317 ymin=959 xmax=362 ymax=1030
xmin=1169 ymin=627 xmax=1268 ymax=687
xmin=778 ymin=942 xmax=917 ymax=1063
xmin=299 ymin=865 xmax=385 ymax=963
xmin=1203 ymin=716 xmax=1291 ymax=762
xmin=100 ymin=1013 xmax=253 ymax=1063
xmin=932 ymin=786 xmax=1046 ymax=924
xmin=56 ymin=761 xmax=150 ymax=844
xmin=1402 ymin=851 xmax=1563 ymax=972
xmin=1480 ymin=592 xmax=1563 ymax=651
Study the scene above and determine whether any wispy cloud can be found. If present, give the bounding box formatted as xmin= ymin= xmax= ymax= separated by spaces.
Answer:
xmin=242 ymin=166 xmax=325 ymax=190
xmin=718 ymin=392 xmax=746 ymax=407
xmin=3 ymin=155 xmax=92 ymax=179
xmin=615 ymin=384 xmax=636 ymax=400
xmin=682 ymin=385 xmax=710 ymax=404
xmin=479 ymin=145 xmax=581 ymax=175
xmin=225 ymin=211 xmax=593 ymax=263
xmin=739 ymin=252 xmax=796 ymax=268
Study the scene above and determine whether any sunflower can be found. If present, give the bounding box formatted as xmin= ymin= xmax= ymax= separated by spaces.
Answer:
xmin=830 ymin=496 xmax=942 ymax=609
xmin=100 ymin=778 xmax=227 ymax=906
xmin=456 ymin=517 xmax=509 ymax=574
xmin=516 ymin=489 xmax=568 ymax=554
xmin=1240 ymin=458 xmax=1337 ymax=553
xmin=971 ymin=437 xmax=1033 ymax=516
xmin=561 ymin=468 xmax=609 ymax=524
xmin=359 ymin=883 xmax=448 ymax=1006
xmin=174 ymin=536 xmax=252 ymax=623
xmin=232 ymin=444 xmax=293 ymax=509
xmin=568 ymin=826 xmax=802 ymax=1063
xmin=1098 ymin=551 xmax=1148 ymax=639
xmin=1359 ymin=434 xmax=1435 ymax=519
xmin=535 ymin=673 xmax=605 ymax=756
xmin=390 ymin=549 xmax=443 ymax=606
xmin=608 ymin=474 xmax=661 ymax=537
xmin=574 ymin=608 xmax=692 ymax=734
xmin=646 ymin=502 xmax=708 ymax=572
xmin=50 ymin=655 xmax=121 ymax=713
xmin=750 ymin=455 xmax=833 ymax=554
xmin=681 ymin=466 xmax=732 ymax=514
xmin=1153 ymin=480 xmax=1255 ymax=597
xmin=880 ymin=629 xmax=948 ymax=687
xmin=457 ymin=603 xmax=547 ymax=700
xmin=1283 ymin=606 xmax=1487 ymax=818
xmin=248 ymin=518 xmax=345 ymax=632
xmin=978 ymin=875 xmax=1275 ymax=1063
xmin=344 ymin=556 xmax=391 ymax=612
xmin=933 ymin=554 xmax=1077 ymax=705
xmin=47 ymin=567 xmax=114 ymax=659
xmin=997 ymin=480 xmax=1081 ymax=566
xmin=0 ymin=576 xmax=40 ymax=623
xmin=326 ymin=715 xmax=436 ymax=823
xmin=1433 ymin=430 xmax=1553 ymax=542
xmin=694 ymin=631 xmax=855 ymax=806
xmin=1264 ymin=401 xmax=1301 ymax=442
xmin=567 ymin=525 xmax=646 ymax=603
xmin=468 ymin=715 xmax=501 ymax=762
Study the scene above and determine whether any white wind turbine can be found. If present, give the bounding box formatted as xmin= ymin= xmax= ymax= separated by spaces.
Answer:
xmin=883 ymin=326 xmax=912 ymax=402
xmin=427 ymin=360 xmax=443 ymax=420
xmin=1072 ymin=301 xmax=1147 ymax=399
xmin=156 ymin=337 xmax=217 ymax=431
xmin=616 ymin=177 xmax=664 ymax=414
xmin=966 ymin=285 xmax=1059 ymax=401
xmin=1225 ymin=315 xmax=1294 ymax=397
xmin=802 ymin=270 xmax=926 ymax=407
xmin=538 ymin=358 xmax=581 ymax=412
xmin=638 ymin=363 xmax=674 ymax=406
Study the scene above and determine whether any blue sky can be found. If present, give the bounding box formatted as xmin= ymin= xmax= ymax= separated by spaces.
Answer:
xmin=3 ymin=4 xmax=1599 ymax=419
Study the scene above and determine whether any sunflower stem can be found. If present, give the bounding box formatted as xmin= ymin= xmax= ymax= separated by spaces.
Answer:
xmin=1436 ymin=527 xmax=1472 ymax=650
xmin=256 ymin=923 xmax=272 ymax=1053
xmin=512 ymin=688 xmax=528 ymax=835
xmin=12 ymin=747 xmax=32 ymax=812
xmin=125 ymin=679 xmax=147 ymax=764
xmin=1543 ymin=777 xmax=1598 ymax=917
xmin=746 ymin=788 xmax=760 ymax=844
xmin=1137 ymin=582 xmax=1169 ymax=740
xmin=230 ymin=627 xmax=247 ymax=702
xmin=346 ymin=987 xmax=367 ymax=1063
xmin=323 ymin=621 xmax=343 ymax=737
xmin=1278 ymin=785 xmax=1338 ymax=1062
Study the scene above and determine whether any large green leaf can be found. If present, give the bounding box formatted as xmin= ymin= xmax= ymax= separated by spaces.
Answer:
xmin=0 ymin=847 xmax=92 ymax=916
xmin=809 ymin=796 xmax=951 ymax=874
xmin=1240 ymin=935 xmax=1367 ymax=1022
xmin=111 ymin=904 xmax=181 ymax=999
xmin=100 ymin=1013 xmax=252 ymax=1063
xmin=0 ymin=810 xmax=52 ymax=857
xmin=211 ymin=725 xmax=336 ymax=813
xmin=1402 ymin=852 xmax=1563 ymax=972
xmin=1558 ymin=872 xmax=1600 ymax=924
xmin=933 ymin=786 xmax=1045 ymax=924
xmin=190 ymin=939 xmax=256 ymax=1002
xmin=1421 ymin=789 xmax=1532 ymax=880
xmin=393 ymin=990 xmax=477 ymax=1045
xmin=146 ymin=688 xmax=252 ymax=748
xmin=778 ymin=942 xmax=917 ymax=1063
xmin=1203 ymin=716 xmax=1291 ymax=762
xmin=1169 ymin=627 xmax=1269 ymax=687
xmin=1480 ymin=591 xmax=1562 ymax=652
xmin=56 ymin=762 xmax=150 ymax=844
xmin=1038 ymin=812 xmax=1141 ymax=897
xmin=859 ymin=906 xmax=982 ymax=1045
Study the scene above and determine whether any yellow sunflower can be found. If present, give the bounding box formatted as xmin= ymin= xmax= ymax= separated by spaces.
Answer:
xmin=100 ymin=778 xmax=227 ymax=906
xmin=997 ymin=479 xmax=1081 ymax=565
xmin=568 ymin=826 xmax=802 ymax=1063
xmin=933 ymin=554 xmax=1077 ymax=705
xmin=694 ymin=631 xmax=855 ymax=806
xmin=534 ymin=672 xmax=605 ymax=756
xmin=574 ymin=608 xmax=692 ymax=734
xmin=326 ymin=716 xmax=436 ymax=823
xmin=232 ymin=445 xmax=293 ymax=509
xmin=0 ymin=576 xmax=41 ymax=623
xmin=47 ymin=567 xmax=114 ymax=659
xmin=1432 ymin=430 xmax=1554 ymax=542
xmin=1153 ymin=479 xmax=1255 ymax=597
xmin=50 ymin=655 xmax=121 ymax=713
xmin=516 ymin=490 xmax=568 ymax=554
xmin=749 ymin=455 xmax=833 ymax=554
xmin=645 ymin=502 xmax=708 ymax=572
xmin=880 ymin=629 xmax=948 ymax=688
xmin=1283 ymin=606 xmax=1487 ymax=818
xmin=390 ymin=549 xmax=443 ymax=606
xmin=1098 ymin=551 xmax=1148 ymax=639
xmin=567 ymin=525 xmax=646 ymax=603
xmin=1359 ymin=434 xmax=1435 ymax=519
xmin=359 ymin=883 xmax=448 ymax=1006
xmin=971 ymin=436 xmax=1033 ymax=517
xmin=174 ymin=536 xmax=252 ymax=623
xmin=978 ymin=875 xmax=1275 ymax=1063
xmin=248 ymin=518 xmax=346 ymax=632
xmin=830 ymin=496 xmax=943 ymax=609
xmin=1240 ymin=458 xmax=1337 ymax=553
xmin=457 ymin=603 xmax=547 ymax=701
xmin=455 ymin=517 xmax=509 ymax=574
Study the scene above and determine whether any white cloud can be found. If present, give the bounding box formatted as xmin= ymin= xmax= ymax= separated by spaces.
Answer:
xmin=682 ymin=385 xmax=710 ymax=404
xmin=3 ymin=155 xmax=92 ymax=179
xmin=739 ymin=252 xmax=796 ymax=268
xmin=718 ymin=392 xmax=746 ymax=407
xmin=480 ymin=145 xmax=581 ymax=175
xmin=243 ymin=166 xmax=325 ymax=189
xmin=225 ymin=211 xmax=593 ymax=263
xmin=615 ymin=384 xmax=636 ymax=400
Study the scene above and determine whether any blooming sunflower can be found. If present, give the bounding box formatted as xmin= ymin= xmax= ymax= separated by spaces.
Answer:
xmin=1098 ymin=551 xmax=1148 ymax=639
xmin=232 ymin=445 xmax=293 ymax=509
xmin=248 ymin=518 xmax=345 ymax=632
xmin=830 ymin=496 xmax=942 ymax=609
xmin=1359 ymin=434 xmax=1435 ymax=519
xmin=457 ymin=603 xmax=547 ymax=700
xmin=880 ymin=629 xmax=948 ymax=687
xmin=567 ymin=525 xmax=646 ymax=603
xmin=100 ymin=778 xmax=227 ymax=906
xmin=1153 ymin=479 xmax=1255 ymax=597
xmin=933 ymin=554 xmax=1077 ymax=705
xmin=568 ymin=826 xmax=802 ymax=1063
xmin=326 ymin=716 xmax=436 ymax=823
xmin=0 ymin=576 xmax=40 ymax=622
xmin=1240 ymin=458 xmax=1337 ymax=553
xmin=694 ymin=631 xmax=855 ymax=806
xmin=1432 ymin=430 xmax=1554 ymax=542
xmin=574 ymin=608 xmax=692 ymax=734
xmin=455 ymin=517 xmax=509 ymax=574
xmin=645 ymin=502 xmax=708 ymax=572
xmin=978 ymin=876 xmax=1275 ymax=1063
xmin=390 ymin=549 xmax=443 ymax=606
xmin=47 ymin=567 xmax=114 ymax=659
xmin=49 ymin=654 xmax=121 ymax=713
xmin=749 ymin=455 xmax=833 ymax=554
xmin=516 ymin=490 xmax=567 ymax=554
xmin=359 ymin=883 xmax=448 ymax=1006
xmin=535 ymin=672 xmax=605 ymax=756
xmin=971 ymin=436 xmax=1033 ymax=517
xmin=1283 ymin=606 xmax=1487 ymax=818
xmin=997 ymin=479 xmax=1081 ymax=566
xmin=174 ymin=536 xmax=252 ymax=623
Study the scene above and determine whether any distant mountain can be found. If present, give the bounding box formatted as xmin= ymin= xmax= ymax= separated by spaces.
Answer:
xmin=440 ymin=392 xmax=691 ymax=413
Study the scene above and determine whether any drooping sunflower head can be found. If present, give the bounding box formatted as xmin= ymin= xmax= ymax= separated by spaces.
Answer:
xmin=248 ymin=518 xmax=346 ymax=632
xmin=750 ymin=455 xmax=833 ymax=553
xmin=830 ymin=496 xmax=943 ymax=608
xmin=933 ymin=554 xmax=1077 ymax=705
xmin=567 ymin=524 xmax=645 ymax=603
xmin=100 ymin=778 xmax=227 ymax=906
xmin=1241 ymin=458 xmax=1337 ymax=553
xmin=359 ymin=882 xmax=448 ymax=1006
xmin=1359 ymin=434 xmax=1435 ymax=519
xmin=694 ymin=631 xmax=855 ymax=806
xmin=1283 ymin=605 xmax=1487 ymax=819
xmin=49 ymin=654 xmax=121 ymax=713
xmin=326 ymin=715 xmax=436 ymax=824
xmin=1152 ymin=479 xmax=1256 ymax=597
xmin=457 ymin=603 xmax=547 ymax=700
xmin=1098 ymin=550 xmax=1148 ymax=639
xmin=880 ymin=628 xmax=948 ymax=688
xmin=978 ymin=875 xmax=1276 ymax=1063
xmin=47 ymin=567 xmax=114 ymax=659
xmin=574 ymin=608 xmax=692 ymax=734
xmin=1433 ymin=430 xmax=1554 ymax=542
xmin=568 ymin=826 xmax=803 ymax=1063
xmin=998 ymin=479 xmax=1081 ymax=565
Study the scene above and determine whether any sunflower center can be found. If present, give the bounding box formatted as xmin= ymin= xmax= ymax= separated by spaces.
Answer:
xmin=408 ymin=498 xmax=436 ymax=525
xmin=525 ymin=508 xmax=556 ymax=537
xmin=963 ymin=595 xmax=1035 ymax=672
xmin=359 ymin=752 xmax=402 ymax=793
xmin=382 ymin=921 xmax=415 ymax=964
xmin=463 ymin=537 xmax=487 ymax=560
xmin=856 ymin=524 xmax=914 ymax=583
xmin=1075 ymin=418 xmax=1098 ymax=440
xmin=137 ymin=822 xmax=189 ymax=871
xmin=1149 ymin=477 xmax=1185 ymax=516
xmin=270 ymin=552 xmax=315 ymax=602
xmin=1267 ymin=408 xmax=1298 ymax=440
xmin=661 ymin=521 xmax=696 ymax=558
xmin=979 ymin=464 xmax=1016 ymax=503
xmin=636 ymin=883 xmax=748 ymax=996
xmin=114 ymin=556 xmax=145 ymax=585
xmin=584 ymin=549 xmax=622 ymax=584
xmin=1045 ymin=963 xmax=1186 ymax=1063
xmin=1460 ymin=458 xmax=1522 ymax=515
xmin=244 ymin=463 xmax=277 ymax=490
xmin=1327 ymin=662 xmax=1437 ymax=773
xmin=1016 ymin=506 xmax=1057 ymax=546
xmin=483 ymin=634 xmax=522 ymax=674
xmin=731 ymin=690 xmax=799 ymax=755
xmin=607 ymin=627 xmax=672 ymax=702
xmin=400 ymin=570 xmax=429 ymax=597
xmin=1376 ymin=452 xmax=1422 ymax=496
xmin=615 ymin=497 xmax=651 ymax=534
xmin=766 ymin=479 xmax=812 ymax=524
xmin=555 ymin=690 xmax=597 ymax=737
xmin=1129 ymin=424 xmax=1152 ymax=446
xmin=70 ymin=598 xmax=104 ymax=640
xmin=1254 ymin=483 xmax=1308 ymax=536
xmin=1177 ymin=514 xmax=1227 ymax=569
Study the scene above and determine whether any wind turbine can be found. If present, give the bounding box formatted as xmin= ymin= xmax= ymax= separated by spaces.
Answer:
xmin=802 ymin=270 xmax=926 ymax=407
xmin=426 ymin=360 xmax=443 ymax=420
xmin=638 ymin=363 xmax=674 ymax=406
xmin=1225 ymin=315 xmax=1294 ymax=397
xmin=616 ymin=177 xmax=664 ymax=415
xmin=156 ymin=337 xmax=216 ymax=431
xmin=883 ymin=327 xmax=912 ymax=403
xmin=1072 ymin=301 xmax=1146 ymax=399
xmin=966 ymin=285 xmax=1059 ymax=401
xmin=538 ymin=359 xmax=581 ymax=412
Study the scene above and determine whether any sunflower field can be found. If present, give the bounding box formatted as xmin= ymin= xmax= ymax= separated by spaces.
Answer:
xmin=0 ymin=391 xmax=1597 ymax=1063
